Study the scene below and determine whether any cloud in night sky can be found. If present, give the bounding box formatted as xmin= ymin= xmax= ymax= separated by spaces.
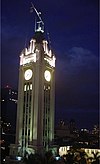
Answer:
xmin=56 ymin=47 xmax=98 ymax=110
xmin=55 ymin=47 xmax=99 ymax=129
xmin=68 ymin=47 xmax=97 ymax=67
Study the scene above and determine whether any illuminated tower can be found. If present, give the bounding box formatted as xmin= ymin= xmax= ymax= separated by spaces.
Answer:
xmin=12 ymin=9 xmax=56 ymax=156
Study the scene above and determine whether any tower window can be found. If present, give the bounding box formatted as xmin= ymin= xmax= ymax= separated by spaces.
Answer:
xmin=48 ymin=86 xmax=50 ymax=90
xmin=29 ymin=118 xmax=31 ymax=124
xmin=25 ymin=128 xmax=27 ymax=135
xmin=30 ymin=84 xmax=32 ymax=90
xmin=27 ymin=85 xmax=29 ymax=91
xmin=28 ymin=129 xmax=30 ymax=136
xmin=24 ymin=85 xmax=27 ymax=91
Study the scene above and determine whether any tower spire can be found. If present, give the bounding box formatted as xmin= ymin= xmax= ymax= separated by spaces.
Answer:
xmin=30 ymin=2 xmax=44 ymax=33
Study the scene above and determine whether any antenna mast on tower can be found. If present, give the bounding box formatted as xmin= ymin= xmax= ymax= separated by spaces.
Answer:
xmin=30 ymin=2 xmax=44 ymax=33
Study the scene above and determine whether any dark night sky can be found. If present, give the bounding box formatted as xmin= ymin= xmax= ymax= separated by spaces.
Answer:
xmin=1 ymin=0 xmax=99 ymax=130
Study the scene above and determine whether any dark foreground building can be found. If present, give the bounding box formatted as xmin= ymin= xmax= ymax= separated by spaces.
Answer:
xmin=1 ymin=86 xmax=18 ymax=133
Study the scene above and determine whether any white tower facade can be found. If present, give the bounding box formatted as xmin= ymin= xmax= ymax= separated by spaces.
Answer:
xmin=15 ymin=29 xmax=56 ymax=155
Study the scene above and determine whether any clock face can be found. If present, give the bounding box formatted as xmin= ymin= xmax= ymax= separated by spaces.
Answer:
xmin=44 ymin=70 xmax=51 ymax=82
xmin=24 ymin=69 xmax=32 ymax=80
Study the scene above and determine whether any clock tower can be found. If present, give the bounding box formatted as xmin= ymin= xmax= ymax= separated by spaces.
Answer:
xmin=9 ymin=15 xmax=56 ymax=156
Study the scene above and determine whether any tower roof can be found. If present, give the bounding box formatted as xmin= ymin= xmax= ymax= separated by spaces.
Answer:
xmin=33 ymin=31 xmax=45 ymax=43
